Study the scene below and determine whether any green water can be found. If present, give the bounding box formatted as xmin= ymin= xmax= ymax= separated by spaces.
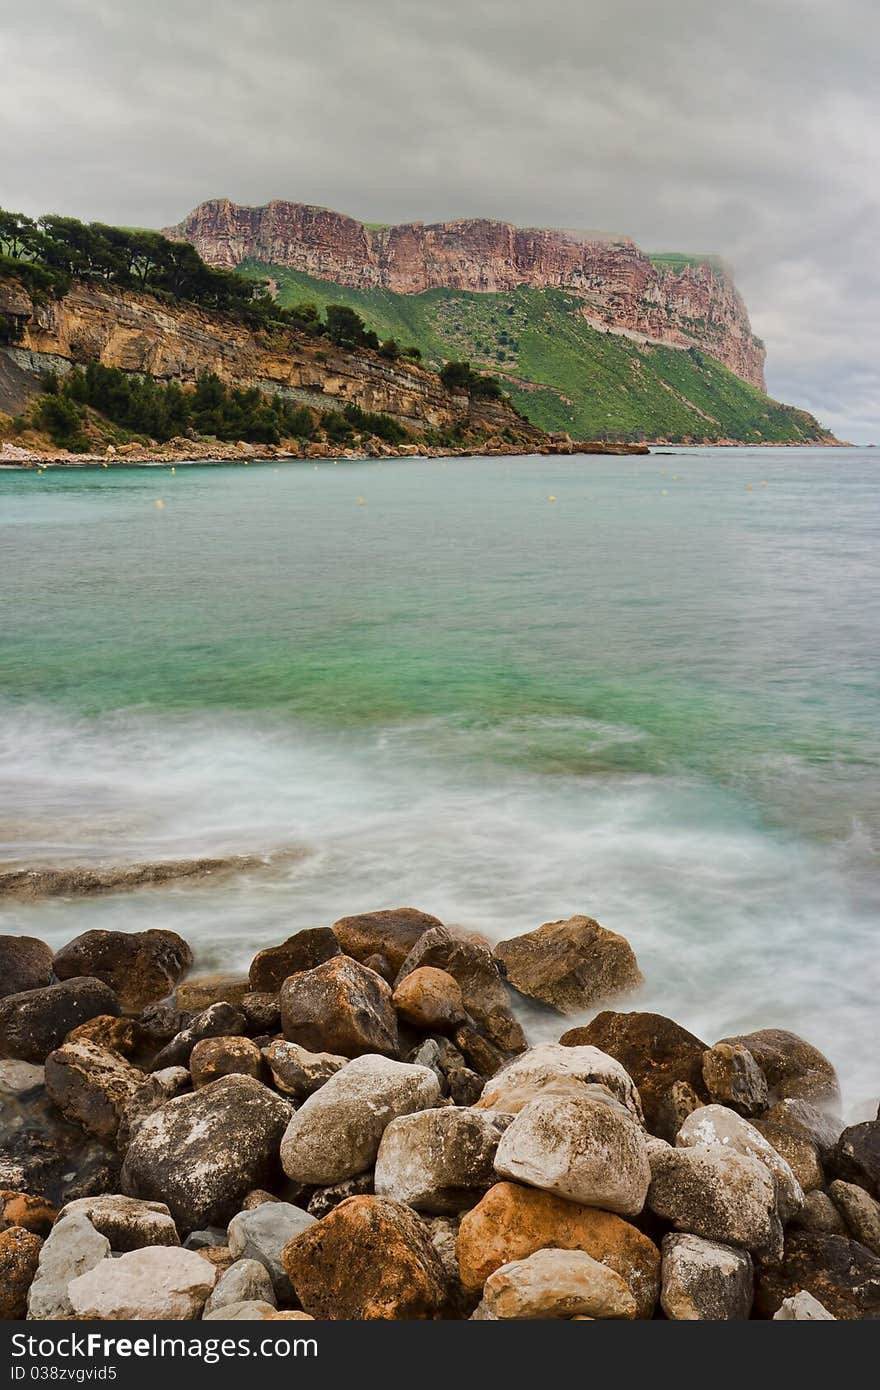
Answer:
xmin=1 ymin=448 xmax=878 ymax=1107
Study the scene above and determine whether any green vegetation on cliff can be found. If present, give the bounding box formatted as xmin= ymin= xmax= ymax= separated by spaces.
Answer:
xmin=241 ymin=260 xmax=829 ymax=444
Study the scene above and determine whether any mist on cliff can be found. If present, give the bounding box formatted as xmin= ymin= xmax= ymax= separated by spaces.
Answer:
xmin=1 ymin=0 xmax=877 ymax=440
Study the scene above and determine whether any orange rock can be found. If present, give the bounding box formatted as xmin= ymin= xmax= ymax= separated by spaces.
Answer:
xmin=67 ymin=1014 xmax=137 ymax=1056
xmin=456 ymin=1181 xmax=660 ymax=1318
xmin=0 ymin=1191 xmax=57 ymax=1237
xmin=0 ymin=1226 xmax=43 ymax=1319
xmin=189 ymin=1035 xmax=264 ymax=1088
xmin=332 ymin=908 xmax=442 ymax=975
xmin=392 ymin=967 xmax=465 ymax=1032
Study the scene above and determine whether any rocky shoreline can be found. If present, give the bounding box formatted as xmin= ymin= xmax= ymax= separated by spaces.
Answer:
xmin=1 ymin=909 xmax=877 ymax=1321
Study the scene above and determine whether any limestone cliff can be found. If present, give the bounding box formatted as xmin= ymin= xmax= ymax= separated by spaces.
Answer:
xmin=164 ymin=199 xmax=766 ymax=390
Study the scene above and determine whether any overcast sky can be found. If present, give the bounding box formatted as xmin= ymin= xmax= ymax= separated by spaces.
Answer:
xmin=2 ymin=0 xmax=878 ymax=440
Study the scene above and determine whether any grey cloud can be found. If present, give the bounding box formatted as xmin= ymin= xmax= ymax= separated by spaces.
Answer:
xmin=1 ymin=0 xmax=877 ymax=438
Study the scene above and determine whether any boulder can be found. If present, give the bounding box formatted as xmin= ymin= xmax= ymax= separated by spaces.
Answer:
xmin=752 ymin=1119 xmax=824 ymax=1193
xmin=0 ymin=978 xmax=119 ymax=1063
xmin=424 ymin=1037 xmax=483 ymax=1106
xmin=120 ymin=1075 xmax=290 ymax=1230
xmin=0 ymin=935 xmax=54 ymax=999
xmin=189 ymin=1035 xmax=263 ymax=1088
xmin=702 ymin=1043 xmax=768 ymax=1117
xmin=27 ymin=1211 xmax=110 ymax=1319
xmin=53 ymin=929 xmax=192 ymax=1013
xmin=481 ymin=1247 xmax=637 ymax=1319
xmin=0 ymin=1191 xmax=57 ymax=1237
xmin=450 ymin=1022 xmax=506 ymax=1078
xmin=560 ymin=1011 xmax=707 ymax=1138
xmin=0 ymin=1226 xmax=43 ymax=1319
xmin=67 ymin=1244 xmax=217 ymax=1319
xmin=395 ymin=928 xmax=526 ymax=1054
xmin=333 ymin=908 xmax=442 ymax=975
xmin=262 ymin=1039 xmax=347 ymax=1099
xmin=44 ymin=1040 xmax=147 ymax=1141
xmin=494 ymin=915 xmax=642 ymax=1014
xmin=240 ymin=992 xmax=281 ymax=1033
xmin=716 ymin=1028 xmax=840 ymax=1110
xmin=648 ymin=1145 xmax=783 ymax=1261
xmin=280 ymin=1055 xmax=440 ymax=1186
xmin=375 ymin=1107 xmax=511 ymax=1213
xmin=280 ymin=1195 xmax=449 ymax=1319
xmin=116 ymin=1067 xmax=191 ymax=1150
xmin=137 ymin=1000 xmax=193 ymax=1048
xmin=773 ymin=1290 xmax=835 ymax=1320
xmin=0 ymin=1066 xmax=121 ymax=1206
xmin=828 ymin=1180 xmax=880 ymax=1256
xmin=203 ymin=1258 xmax=276 ymax=1314
xmin=176 ymin=974 xmax=250 ymax=1012
xmin=831 ymin=1119 xmax=880 ymax=1197
xmin=306 ymin=1175 xmax=374 ymax=1219
xmin=151 ymin=1002 xmax=246 ymax=1069
xmin=67 ymin=1014 xmax=137 ymax=1057
xmin=676 ymin=1105 xmax=804 ymax=1221
xmin=477 ymin=1042 xmax=643 ymax=1122
xmin=280 ymin=956 xmax=399 ymax=1058
xmin=761 ymin=1098 xmax=841 ymax=1164
xmin=249 ymin=929 xmax=341 ymax=992
xmin=754 ymin=1231 xmax=880 ymax=1320
xmin=791 ymin=1190 xmax=847 ymax=1236
xmin=494 ymin=1092 xmax=650 ymax=1216
xmin=59 ymin=1195 xmax=179 ymax=1250
xmin=392 ymin=967 xmax=465 ymax=1033
xmin=456 ymin=1181 xmax=660 ymax=1317
xmin=227 ymin=1202 xmax=315 ymax=1299
xmin=660 ymin=1233 xmax=753 ymax=1319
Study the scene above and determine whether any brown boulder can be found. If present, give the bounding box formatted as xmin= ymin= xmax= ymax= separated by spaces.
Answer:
xmin=0 ymin=1191 xmax=57 ymax=1236
xmin=456 ymin=1181 xmax=660 ymax=1317
xmin=53 ymin=929 xmax=192 ymax=1013
xmin=752 ymin=1119 xmax=824 ymax=1192
xmin=494 ymin=916 xmax=642 ymax=1015
xmin=392 ymin=967 xmax=465 ymax=1032
xmin=396 ymin=928 xmax=526 ymax=1054
xmin=0 ymin=978 xmax=120 ymax=1063
xmin=248 ymin=929 xmax=340 ymax=992
xmin=67 ymin=1014 xmax=137 ymax=1057
xmin=333 ymin=908 xmax=442 ymax=975
xmin=280 ymin=956 xmax=399 ymax=1058
xmin=0 ymin=935 xmax=54 ymax=999
xmin=0 ymin=1226 xmax=43 ymax=1319
xmin=151 ymin=1002 xmax=247 ymax=1069
xmin=831 ymin=1119 xmax=880 ymax=1197
xmin=189 ymin=1036 xmax=264 ymax=1088
xmin=176 ymin=974 xmax=250 ymax=1012
xmin=701 ymin=1043 xmax=768 ymax=1117
xmin=44 ymin=1040 xmax=148 ymax=1141
xmin=753 ymin=1231 xmax=880 ymax=1320
xmin=716 ymin=1027 xmax=840 ymax=1110
xmin=561 ymin=1011 xmax=708 ymax=1139
xmin=281 ymin=1195 xmax=449 ymax=1319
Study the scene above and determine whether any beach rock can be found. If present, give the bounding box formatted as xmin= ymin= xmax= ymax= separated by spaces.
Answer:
xmin=456 ymin=1181 xmax=660 ymax=1317
xmin=151 ymin=1002 xmax=246 ymax=1069
xmin=829 ymin=1180 xmax=880 ymax=1255
xmin=249 ymin=928 xmax=341 ymax=992
xmin=44 ymin=1039 xmax=147 ymax=1141
xmin=227 ymin=1202 xmax=315 ymax=1298
xmin=0 ymin=935 xmax=54 ymax=999
xmin=183 ymin=1227 xmax=227 ymax=1251
xmin=0 ymin=1071 xmax=121 ymax=1205
xmin=494 ymin=1091 xmax=650 ymax=1216
xmin=363 ymin=952 xmax=394 ymax=983
xmin=67 ymin=1014 xmax=137 ymax=1057
xmin=494 ymin=915 xmax=642 ymax=1015
xmin=831 ymin=1119 xmax=880 ymax=1197
xmin=240 ymin=992 xmax=281 ymax=1033
xmin=203 ymin=1300 xmax=279 ymax=1320
xmin=204 ymin=1258 xmax=276 ymax=1314
xmin=0 ymin=1191 xmax=57 ymax=1236
xmin=280 ymin=956 xmax=399 ymax=1058
xmin=392 ymin=967 xmax=465 ymax=1033
xmin=792 ymin=1190 xmax=847 ymax=1235
xmin=560 ymin=1011 xmax=707 ymax=1138
xmin=59 ymin=1195 xmax=179 ymax=1250
xmin=116 ymin=1067 xmax=190 ymax=1150
xmin=762 ymin=1098 xmax=841 ymax=1164
xmin=189 ymin=1035 xmax=263 ymax=1088
xmin=773 ymin=1290 xmax=836 ymax=1320
xmin=333 ymin=908 xmax=442 ymax=975
xmin=660 ymin=1233 xmax=753 ymax=1319
xmin=307 ymin=1175 xmax=373 ymax=1219
xmin=262 ymin=1039 xmax=347 ymax=1099
xmin=481 ymin=1247 xmax=637 ymax=1319
xmin=676 ymin=1105 xmax=804 ymax=1221
xmin=0 ymin=978 xmax=119 ymax=1063
xmin=280 ymin=1194 xmax=449 ymax=1319
xmin=53 ymin=929 xmax=192 ymax=1014
xmin=753 ymin=1119 xmax=824 ymax=1192
xmin=754 ymin=1231 xmax=880 ymax=1319
xmin=477 ymin=1042 xmax=643 ymax=1121
xmin=120 ymin=1075 xmax=289 ymax=1230
xmin=137 ymin=1000 xmax=192 ymax=1048
xmin=375 ymin=1107 xmax=511 ymax=1213
xmin=0 ymin=1226 xmax=43 ymax=1319
xmin=280 ymin=1054 xmax=440 ymax=1185
xmin=176 ymin=973 xmax=250 ymax=1012
xmin=702 ymin=1043 xmax=768 ymax=1116
xmin=0 ymin=1059 xmax=45 ymax=1097
xmin=67 ymin=1244 xmax=217 ymax=1319
xmin=450 ymin=1023 xmax=505 ymax=1078
xmin=396 ymin=928 xmax=526 ymax=1054
xmin=27 ymin=1211 xmax=111 ymax=1319
xmin=716 ymin=1028 xmax=840 ymax=1110
xmin=654 ymin=1080 xmax=705 ymax=1139
xmin=648 ymin=1145 xmax=783 ymax=1260
xmin=427 ymin=1037 xmax=483 ymax=1106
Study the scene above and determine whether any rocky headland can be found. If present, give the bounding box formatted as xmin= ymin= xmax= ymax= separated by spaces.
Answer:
xmin=1 ymin=908 xmax=877 ymax=1321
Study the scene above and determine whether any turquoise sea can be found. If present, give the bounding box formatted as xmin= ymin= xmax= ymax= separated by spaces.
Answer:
xmin=1 ymin=447 xmax=877 ymax=1110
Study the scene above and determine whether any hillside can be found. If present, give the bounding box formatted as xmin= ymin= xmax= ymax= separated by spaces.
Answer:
xmin=237 ymin=261 xmax=832 ymax=445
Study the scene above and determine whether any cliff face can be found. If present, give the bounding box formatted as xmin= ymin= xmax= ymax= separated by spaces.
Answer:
xmin=164 ymin=199 xmax=766 ymax=390
xmin=2 ymin=278 xmax=537 ymax=439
